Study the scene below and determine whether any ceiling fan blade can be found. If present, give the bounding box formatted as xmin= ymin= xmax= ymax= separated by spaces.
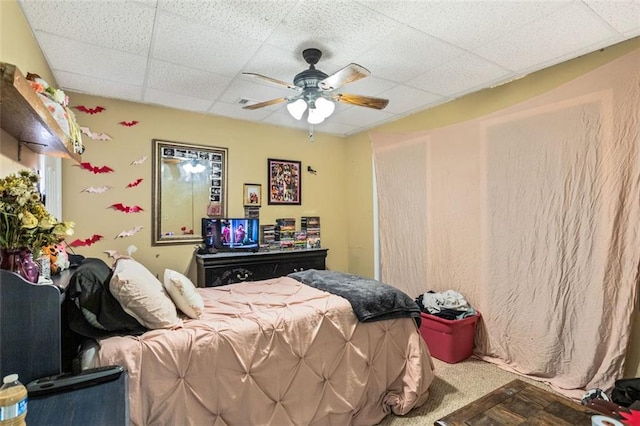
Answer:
xmin=319 ymin=63 xmax=370 ymax=91
xmin=333 ymin=93 xmax=389 ymax=110
xmin=242 ymin=97 xmax=288 ymax=110
xmin=242 ymin=72 xmax=301 ymax=91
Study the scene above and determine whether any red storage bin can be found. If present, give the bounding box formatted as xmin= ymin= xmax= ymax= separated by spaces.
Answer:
xmin=419 ymin=311 xmax=480 ymax=364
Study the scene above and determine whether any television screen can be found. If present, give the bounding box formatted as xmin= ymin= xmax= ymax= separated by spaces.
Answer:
xmin=202 ymin=218 xmax=260 ymax=251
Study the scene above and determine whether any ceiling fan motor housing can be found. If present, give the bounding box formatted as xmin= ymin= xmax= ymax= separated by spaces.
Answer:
xmin=293 ymin=68 xmax=328 ymax=89
xmin=293 ymin=67 xmax=329 ymax=106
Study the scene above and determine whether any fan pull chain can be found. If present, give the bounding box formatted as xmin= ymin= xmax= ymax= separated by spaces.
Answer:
xmin=308 ymin=124 xmax=315 ymax=142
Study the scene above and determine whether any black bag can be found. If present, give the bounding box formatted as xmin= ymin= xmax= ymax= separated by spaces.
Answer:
xmin=611 ymin=377 xmax=640 ymax=407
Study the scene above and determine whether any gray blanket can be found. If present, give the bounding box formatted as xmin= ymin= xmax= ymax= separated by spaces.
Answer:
xmin=288 ymin=269 xmax=421 ymax=326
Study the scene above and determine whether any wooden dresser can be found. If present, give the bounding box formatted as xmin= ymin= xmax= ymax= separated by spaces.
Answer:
xmin=195 ymin=248 xmax=328 ymax=287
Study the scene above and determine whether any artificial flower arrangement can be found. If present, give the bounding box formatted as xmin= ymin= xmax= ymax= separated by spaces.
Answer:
xmin=0 ymin=170 xmax=75 ymax=276
xmin=26 ymin=72 xmax=84 ymax=155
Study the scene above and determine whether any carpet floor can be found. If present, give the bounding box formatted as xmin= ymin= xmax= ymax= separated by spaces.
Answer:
xmin=377 ymin=356 xmax=558 ymax=426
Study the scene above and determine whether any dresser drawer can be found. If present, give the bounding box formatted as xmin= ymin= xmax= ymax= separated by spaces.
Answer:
xmin=274 ymin=258 xmax=326 ymax=276
xmin=205 ymin=264 xmax=277 ymax=286
xmin=196 ymin=249 xmax=328 ymax=287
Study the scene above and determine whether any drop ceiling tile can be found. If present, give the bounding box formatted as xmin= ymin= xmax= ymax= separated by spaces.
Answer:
xmin=474 ymin=2 xmax=621 ymax=72
xmin=146 ymin=60 xmax=232 ymax=99
xmin=406 ymin=53 xmax=512 ymax=98
xmin=208 ymin=101 xmax=274 ymax=122
xmin=316 ymin=120 xmax=359 ymax=137
xmin=343 ymin=75 xmax=397 ymax=98
xmin=152 ymin=11 xmax=261 ymax=76
xmin=352 ymin=26 xmax=465 ymax=83
xmin=144 ymin=88 xmax=214 ymax=113
xmin=18 ymin=0 xmax=156 ymax=55
xmin=218 ymin=79 xmax=293 ymax=107
xmin=264 ymin=1 xmax=404 ymax=64
xmin=379 ymin=85 xmax=445 ymax=115
xmin=55 ymin=71 xmax=143 ymax=103
xmin=241 ymin=45 xmax=313 ymax=85
xmin=361 ymin=1 xmax=568 ymax=50
xmin=408 ymin=1 xmax=569 ymax=50
xmin=157 ymin=0 xmax=296 ymax=41
xmin=331 ymin=106 xmax=395 ymax=128
xmin=353 ymin=1 xmax=431 ymax=26
xmin=584 ymin=0 xmax=640 ymax=34
xmin=36 ymin=32 xmax=147 ymax=85
xmin=263 ymin=110 xmax=312 ymax=133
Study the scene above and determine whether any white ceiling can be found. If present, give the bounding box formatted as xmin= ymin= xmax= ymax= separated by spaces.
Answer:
xmin=18 ymin=0 xmax=640 ymax=137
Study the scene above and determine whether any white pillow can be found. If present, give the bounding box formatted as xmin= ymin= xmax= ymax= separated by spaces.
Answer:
xmin=109 ymin=258 xmax=181 ymax=329
xmin=163 ymin=269 xmax=204 ymax=319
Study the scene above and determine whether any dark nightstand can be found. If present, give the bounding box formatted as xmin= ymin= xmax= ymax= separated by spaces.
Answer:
xmin=26 ymin=372 xmax=128 ymax=426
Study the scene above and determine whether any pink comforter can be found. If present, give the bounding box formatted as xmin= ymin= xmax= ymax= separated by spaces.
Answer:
xmin=96 ymin=276 xmax=435 ymax=425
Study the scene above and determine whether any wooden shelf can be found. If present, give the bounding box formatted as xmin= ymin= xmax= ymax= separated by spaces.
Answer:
xmin=1 ymin=62 xmax=81 ymax=163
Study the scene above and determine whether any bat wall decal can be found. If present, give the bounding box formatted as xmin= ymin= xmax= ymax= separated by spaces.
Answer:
xmin=131 ymin=156 xmax=148 ymax=165
xmin=118 ymin=120 xmax=139 ymax=127
xmin=74 ymin=105 xmax=106 ymax=115
xmin=82 ymin=186 xmax=111 ymax=193
xmin=110 ymin=203 xmax=144 ymax=213
xmin=105 ymin=245 xmax=137 ymax=259
xmin=115 ymin=226 xmax=143 ymax=239
xmin=126 ymin=178 xmax=143 ymax=188
xmin=77 ymin=162 xmax=114 ymax=174
xmin=69 ymin=234 xmax=103 ymax=247
xmin=80 ymin=127 xmax=112 ymax=141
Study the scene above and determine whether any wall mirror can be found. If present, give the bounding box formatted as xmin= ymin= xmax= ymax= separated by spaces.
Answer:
xmin=152 ymin=139 xmax=227 ymax=246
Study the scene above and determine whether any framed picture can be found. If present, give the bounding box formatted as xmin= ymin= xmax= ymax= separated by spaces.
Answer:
xmin=243 ymin=183 xmax=262 ymax=207
xmin=267 ymin=158 xmax=301 ymax=205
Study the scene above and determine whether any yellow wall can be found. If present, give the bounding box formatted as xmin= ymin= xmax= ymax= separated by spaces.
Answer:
xmin=2 ymin=0 xmax=639 ymax=378
xmin=62 ymin=93 xmax=348 ymax=278
xmin=0 ymin=0 xmax=51 ymax=173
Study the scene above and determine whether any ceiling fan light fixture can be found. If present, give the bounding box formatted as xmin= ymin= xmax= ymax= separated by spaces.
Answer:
xmin=287 ymin=98 xmax=307 ymax=120
xmin=307 ymin=107 xmax=325 ymax=124
xmin=315 ymin=97 xmax=335 ymax=119
xmin=243 ymin=48 xmax=387 ymax=128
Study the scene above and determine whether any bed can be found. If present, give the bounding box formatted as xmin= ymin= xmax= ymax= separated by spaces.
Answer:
xmin=65 ymin=258 xmax=435 ymax=426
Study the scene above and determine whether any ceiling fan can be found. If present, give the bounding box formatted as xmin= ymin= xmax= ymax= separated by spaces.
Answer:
xmin=242 ymin=48 xmax=389 ymax=125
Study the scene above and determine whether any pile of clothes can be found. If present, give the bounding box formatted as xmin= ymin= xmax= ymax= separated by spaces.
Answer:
xmin=416 ymin=290 xmax=477 ymax=320
xmin=581 ymin=380 xmax=640 ymax=424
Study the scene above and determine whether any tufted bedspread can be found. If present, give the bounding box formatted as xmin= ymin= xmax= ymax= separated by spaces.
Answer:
xmin=95 ymin=276 xmax=435 ymax=426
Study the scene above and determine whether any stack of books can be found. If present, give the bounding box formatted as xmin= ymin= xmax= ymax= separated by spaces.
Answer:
xmin=275 ymin=218 xmax=296 ymax=249
xmin=301 ymin=216 xmax=320 ymax=249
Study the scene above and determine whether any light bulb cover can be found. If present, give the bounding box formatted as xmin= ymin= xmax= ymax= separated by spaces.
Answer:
xmin=307 ymin=107 xmax=325 ymax=124
xmin=315 ymin=97 xmax=335 ymax=118
xmin=286 ymin=99 xmax=307 ymax=120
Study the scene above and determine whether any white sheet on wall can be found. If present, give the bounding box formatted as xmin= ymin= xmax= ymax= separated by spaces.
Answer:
xmin=372 ymin=49 xmax=640 ymax=398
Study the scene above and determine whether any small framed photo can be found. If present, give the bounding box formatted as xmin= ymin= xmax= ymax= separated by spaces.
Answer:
xmin=267 ymin=158 xmax=301 ymax=205
xmin=243 ymin=183 xmax=262 ymax=207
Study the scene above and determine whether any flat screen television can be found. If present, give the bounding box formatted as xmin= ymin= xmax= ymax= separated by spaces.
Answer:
xmin=202 ymin=218 xmax=260 ymax=252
